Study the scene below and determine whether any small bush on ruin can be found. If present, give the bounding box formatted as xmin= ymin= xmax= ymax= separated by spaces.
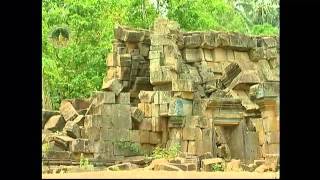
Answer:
xmin=151 ymin=143 xmax=181 ymax=159
xmin=211 ymin=162 xmax=224 ymax=172
xmin=79 ymin=153 xmax=94 ymax=171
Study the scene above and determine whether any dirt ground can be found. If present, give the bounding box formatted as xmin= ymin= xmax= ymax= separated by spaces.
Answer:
xmin=42 ymin=169 xmax=280 ymax=179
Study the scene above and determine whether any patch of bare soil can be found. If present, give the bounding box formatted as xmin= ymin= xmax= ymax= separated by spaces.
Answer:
xmin=42 ymin=169 xmax=279 ymax=179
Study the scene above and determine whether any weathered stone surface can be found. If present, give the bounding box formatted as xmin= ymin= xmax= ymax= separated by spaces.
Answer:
xmin=169 ymin=163 xmax=197 ymax=171
xmin=107 ymin=162 xmax=139 ymax=171
xmin=212 ymin=48 xmax=227 ymax=62
xmin=168 ymin=98 xmax=193 ymax=116
xmin=70 ymin=139 xmax=91 ymax=153
xmin=112 ymin=104 xmax=132 ymax=129
xmin=101 ymin=78 xmax=123 ymax=96
xmin=116 ymin=92 xmax=130 ymax=104
xmin=225 ymin=159 xmax=241 ymax=172
xmin=42 ymin=110 xmax=60 ymax=129
xmin=154 ymin=163 xmax=183 ymax=171
xmin=63 ymin=121 xmax=81 ymax=139
xmin=187 ymin=141 xmax=196 ymax=155
xmin=182 ymin=128 xmax=196 ymax=140
xmin=255 ymin=164 xmax=268 ymax=173
xmin=183 ymin=48 xmax=204 ymax=63
xmin=140 ymin=130 xmax=150 ymax=143
xmin=73 ymin=115 xmax=85 ymax=126
xmin=59 ymin=102 xmax=78 ymax=121
xmin=139 ymin=118 xmax=152 ymax=131
xmin=129 ymin=130 xmax=140 ymax=143
xmin=44 ymin=115 xmax=65 ymax=132
xmin=265 ymin=154 xmax=279 ymax=172
xmin=184 ymin=34 xmax=201 ymax=48
xmin=149 ymin=132 xmax=162 ymax=144
xmin=138 ymin=91 xmax=155 ymax=103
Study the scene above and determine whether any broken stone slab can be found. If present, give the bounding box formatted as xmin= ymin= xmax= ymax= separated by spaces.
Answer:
xmin=139 ymin=118 xmax=152 ymax=131
xmin=45 ymin=151 xmax=71 ymax=160
xmin=94 ymin=91 xmax=116 ymax=104
xmin=42 ymin=110 xmax=60 ymax=129
xmin=169 ymin=163 xmax=197 ymax=171
xmin=154 ymin=163 xmax=183 ymax=171
xmin=101 ymin=78 xmax=123 ymax=96
xmin=44 ymin=115 xmax=66 ymax=132
xmin=45 ymin=134 xmax=75 ymax=151
xmin=63 ymin=121 xmax=81 ymax=139
xmin=73 ymin=115 xmax=85 ymax=126
xmin=59 ymin=102 xmax=79 ymax=122
xmin=107 ymin=162 xmax=139 ymax=171
xmin=114 ymin=26 xmax=145 ymax=42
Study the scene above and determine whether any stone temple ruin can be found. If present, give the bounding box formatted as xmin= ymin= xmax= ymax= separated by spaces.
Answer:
xmin=42 ymin=18 xmax=279 ymax=172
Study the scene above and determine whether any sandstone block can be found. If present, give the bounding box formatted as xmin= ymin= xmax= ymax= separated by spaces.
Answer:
xmin=182 ymin=128 xmax=196 ymax=140
xmin=149 ymin=132 xmax=162 ymax=145
xmin=140 ymin=130 xmax=150 ymax=144
xmin=101 ymin=78 xmax=123 ymax=96
xmin=139 ymin=118 xmax=152 ymax=131
xmin=63 ymin=121 xmax=81 ymax=139
xmin=59 ymin=102 xmax=78 ymax=121
xmin=116 ymin=92 xmax=130 ymax=104
xmin=138 ymin=91 xmax=155 ymax=103
xmin=212 ymin=48 xmax=227 ymax=62
xmin=44 ymin=115 xmax=65 ymax=132
xmin=184 ymin=34 xmax=201 ymax=48
xmin=183 ymin=48 xmax=204 ymax=63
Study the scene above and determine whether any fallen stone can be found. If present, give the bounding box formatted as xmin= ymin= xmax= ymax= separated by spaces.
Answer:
xmin=169 ymin=163 xmax=197 ymax=171
xmin=101 ymin=78 xmax=123 ymax=96
xmin=73 ymin=115 xmax=85 ymax=126
xmin=63 ymin=121 xmax=81 ymax=139
xmin=59 ymin=102 xmax=79 ymax=122
xmin=154 ymin=163 xmax=183 ymax=171
xmin=42 ymin=110 xmax=60 ymax=129
xmin=107 ymin=162 xmax=139 ymax=171
xmin=44 ymin=115 xmax=66 ymax=133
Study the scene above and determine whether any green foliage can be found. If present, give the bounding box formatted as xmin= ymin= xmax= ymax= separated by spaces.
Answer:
xmin=114 ymin=139 xmax=143 ymax=155
xmin=211 ymin=162 xmax=224 ymax=172
xmin=79 ymin=153 xmax=94 ymax=170
xmin=151 ymin=143 xmax=181 ymax=159
xmin=167 ymin=0 xmax=249 ymax=33
xmin=251 ymin=23 xmax=279 ymax=36
xmin=42 ymin=142 xmax=52 ymax=157
xmin=42 ymin=0 xmax=157 ymax=110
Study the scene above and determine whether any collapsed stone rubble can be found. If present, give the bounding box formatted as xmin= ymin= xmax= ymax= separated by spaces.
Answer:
xmin=42 ymin=18 xmax=279 ymax=172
